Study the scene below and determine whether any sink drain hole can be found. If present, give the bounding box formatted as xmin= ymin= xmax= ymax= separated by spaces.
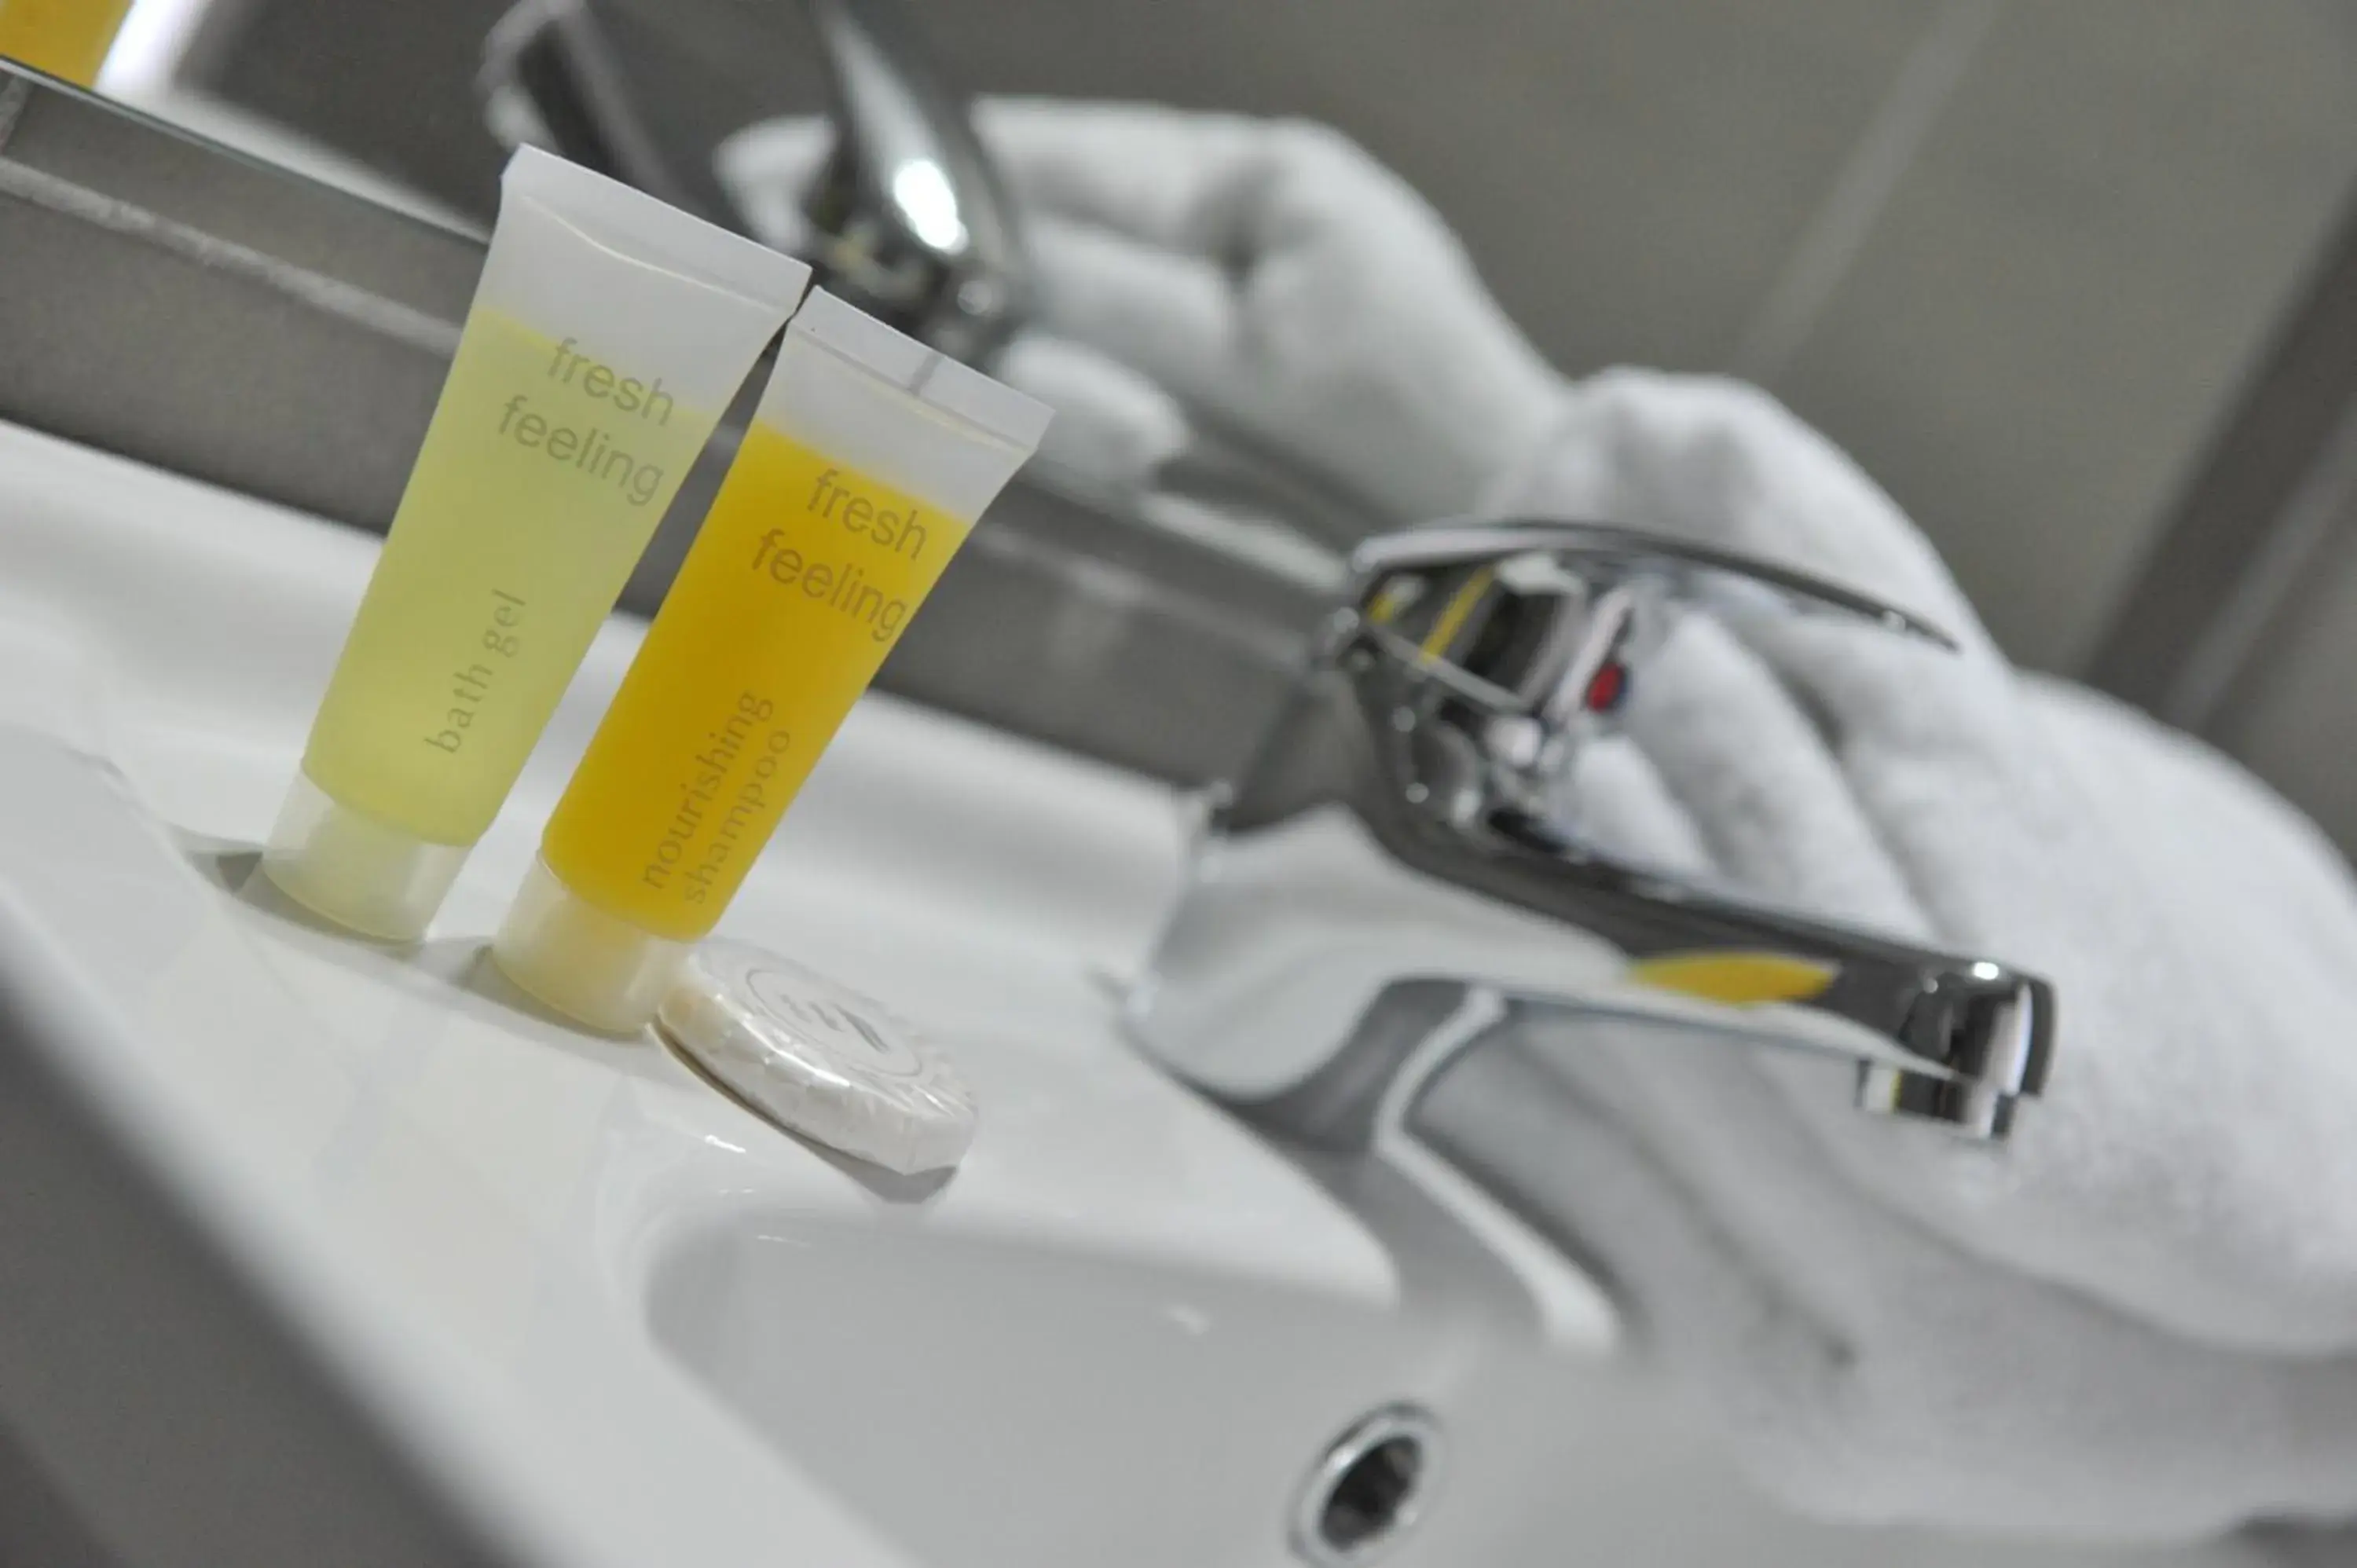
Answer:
xmin=1321 ymin=1434 xmax=1420 ymax=1551
xmin=1291 ymin=1405 xmax=1443 ymax=1565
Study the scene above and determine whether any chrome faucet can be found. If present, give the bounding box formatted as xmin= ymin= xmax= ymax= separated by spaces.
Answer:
xmin=474 ymin=0 xmax=1390 ymax=554
xmin=478 ymin=0 xmax=1028 ymax=361
xmin=1125 ymin=520 xmax=2055 ymax=1152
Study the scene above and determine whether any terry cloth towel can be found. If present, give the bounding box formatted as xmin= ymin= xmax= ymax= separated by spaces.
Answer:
xmin=723 ymin=100 xmax=2357 ymax=1544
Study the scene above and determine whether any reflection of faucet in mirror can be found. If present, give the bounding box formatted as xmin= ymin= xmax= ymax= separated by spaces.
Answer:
xmin=475 ymin=0 xmax=1382 ymax=559
xmin=1127 ymin=520 xmax=2055 ymax=1156
xmin=480 ymin=0 xmax=1025 ymax=363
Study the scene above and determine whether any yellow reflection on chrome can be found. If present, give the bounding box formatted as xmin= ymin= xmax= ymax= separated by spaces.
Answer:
xmin=1626 ymin=951 xmax=1840 ymax=1006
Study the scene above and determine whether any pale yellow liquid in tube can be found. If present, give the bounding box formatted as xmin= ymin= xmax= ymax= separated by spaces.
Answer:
xmin=537 ymin=423 xmax=965 ymax=940
xmin=300 ymin=310 xmax=707 ymax=848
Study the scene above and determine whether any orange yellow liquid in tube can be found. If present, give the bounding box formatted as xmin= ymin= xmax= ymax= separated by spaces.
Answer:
xmin=492 ymin=289 xmax=1048 ymax=1032
xmin=0 ymin=0 xmax=131 ymax=84
xmin=544 ymin=430 xmax=958 ymax=936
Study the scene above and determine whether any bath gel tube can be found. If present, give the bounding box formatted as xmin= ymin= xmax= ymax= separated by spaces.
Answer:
xmin=490 ymin=290 xmax=1051 ymax=1031
xmin=264 ymin=145 xmax=812 ymax=940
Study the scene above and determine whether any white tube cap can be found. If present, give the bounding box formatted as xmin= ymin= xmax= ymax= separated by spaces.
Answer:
xmin=491 ymin=857 xmax=692 ymax=1035
xmin=262 ymin=771 xmax=470 ymax=942
xmin=657 ymin=941 xmax=977 ymax=1175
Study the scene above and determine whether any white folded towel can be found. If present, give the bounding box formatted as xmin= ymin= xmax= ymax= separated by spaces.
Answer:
xmin=1465 ymin=375 xmax=2357 ymax=1540
xmin=720 ymin=101 xmax=2357 ymax=1542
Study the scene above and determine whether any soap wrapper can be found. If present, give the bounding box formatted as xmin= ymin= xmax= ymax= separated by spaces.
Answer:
xmin=657 ymin=940 xmax=977 ymax=1174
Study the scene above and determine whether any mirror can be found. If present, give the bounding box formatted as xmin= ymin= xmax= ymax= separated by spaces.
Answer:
xmin=9 ymin=1 xmax=2357 ymax=844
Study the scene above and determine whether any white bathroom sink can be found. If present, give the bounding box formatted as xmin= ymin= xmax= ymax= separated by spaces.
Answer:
xmin=0 ymin=420 xmax=2296 ymax=1566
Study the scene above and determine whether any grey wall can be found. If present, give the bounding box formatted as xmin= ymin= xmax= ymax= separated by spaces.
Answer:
xmin=2209 ymin=515 xmax=2357 ymax=853
xmin=1762 ymin=5 xmax=2357 ymax=674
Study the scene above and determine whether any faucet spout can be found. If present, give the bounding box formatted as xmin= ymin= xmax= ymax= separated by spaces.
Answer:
xmin=1443 ymin=801 xmax=2052 ymax=1140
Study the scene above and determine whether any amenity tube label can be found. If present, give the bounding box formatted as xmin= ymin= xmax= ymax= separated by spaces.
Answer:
xmin=264 ymin=146 xmax=808 ymax=938
xmin=530 ymin=291 xmax=1050 ymax=947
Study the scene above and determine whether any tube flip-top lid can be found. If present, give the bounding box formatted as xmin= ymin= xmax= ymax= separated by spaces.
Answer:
xmin=786 ymin=288 xmax=1052 ymax=452
xmin=502 ymin=145 xmax=812 ymax=310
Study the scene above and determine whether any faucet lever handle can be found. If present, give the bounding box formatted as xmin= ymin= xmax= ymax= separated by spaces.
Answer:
xmin=1345 ymin=517 xmax=1955 ymax=729
xmin=1336 ymin=518 xmax=1958 ymax=813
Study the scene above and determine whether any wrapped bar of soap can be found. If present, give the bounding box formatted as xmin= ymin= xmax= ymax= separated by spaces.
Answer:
xmin=657 ymin=940 xmax=977 ymax=1174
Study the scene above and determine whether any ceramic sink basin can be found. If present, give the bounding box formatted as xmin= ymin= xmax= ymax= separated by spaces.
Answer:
xmin=0 ymin=419 xmax=2304 ymax=1568
xmin=647 ymin=1218 xmax=1449 ymax=1568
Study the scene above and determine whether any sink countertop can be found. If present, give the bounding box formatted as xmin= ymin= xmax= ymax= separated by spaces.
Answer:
xmin=0 ymin=417 xmax=1399 ymax=1568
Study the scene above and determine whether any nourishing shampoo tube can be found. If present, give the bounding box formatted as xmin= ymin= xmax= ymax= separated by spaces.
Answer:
xmin=492 ymin=290 xmax=1050 ymax=1031
xmin=266 ymin=146 xmax=810 ymax=940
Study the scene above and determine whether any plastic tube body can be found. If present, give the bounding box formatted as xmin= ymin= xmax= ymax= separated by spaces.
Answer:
xmin=493 ymin=291 xmax=1050 ymax=1030
xmin=266 ymin=147 xmax=809 ymax=939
